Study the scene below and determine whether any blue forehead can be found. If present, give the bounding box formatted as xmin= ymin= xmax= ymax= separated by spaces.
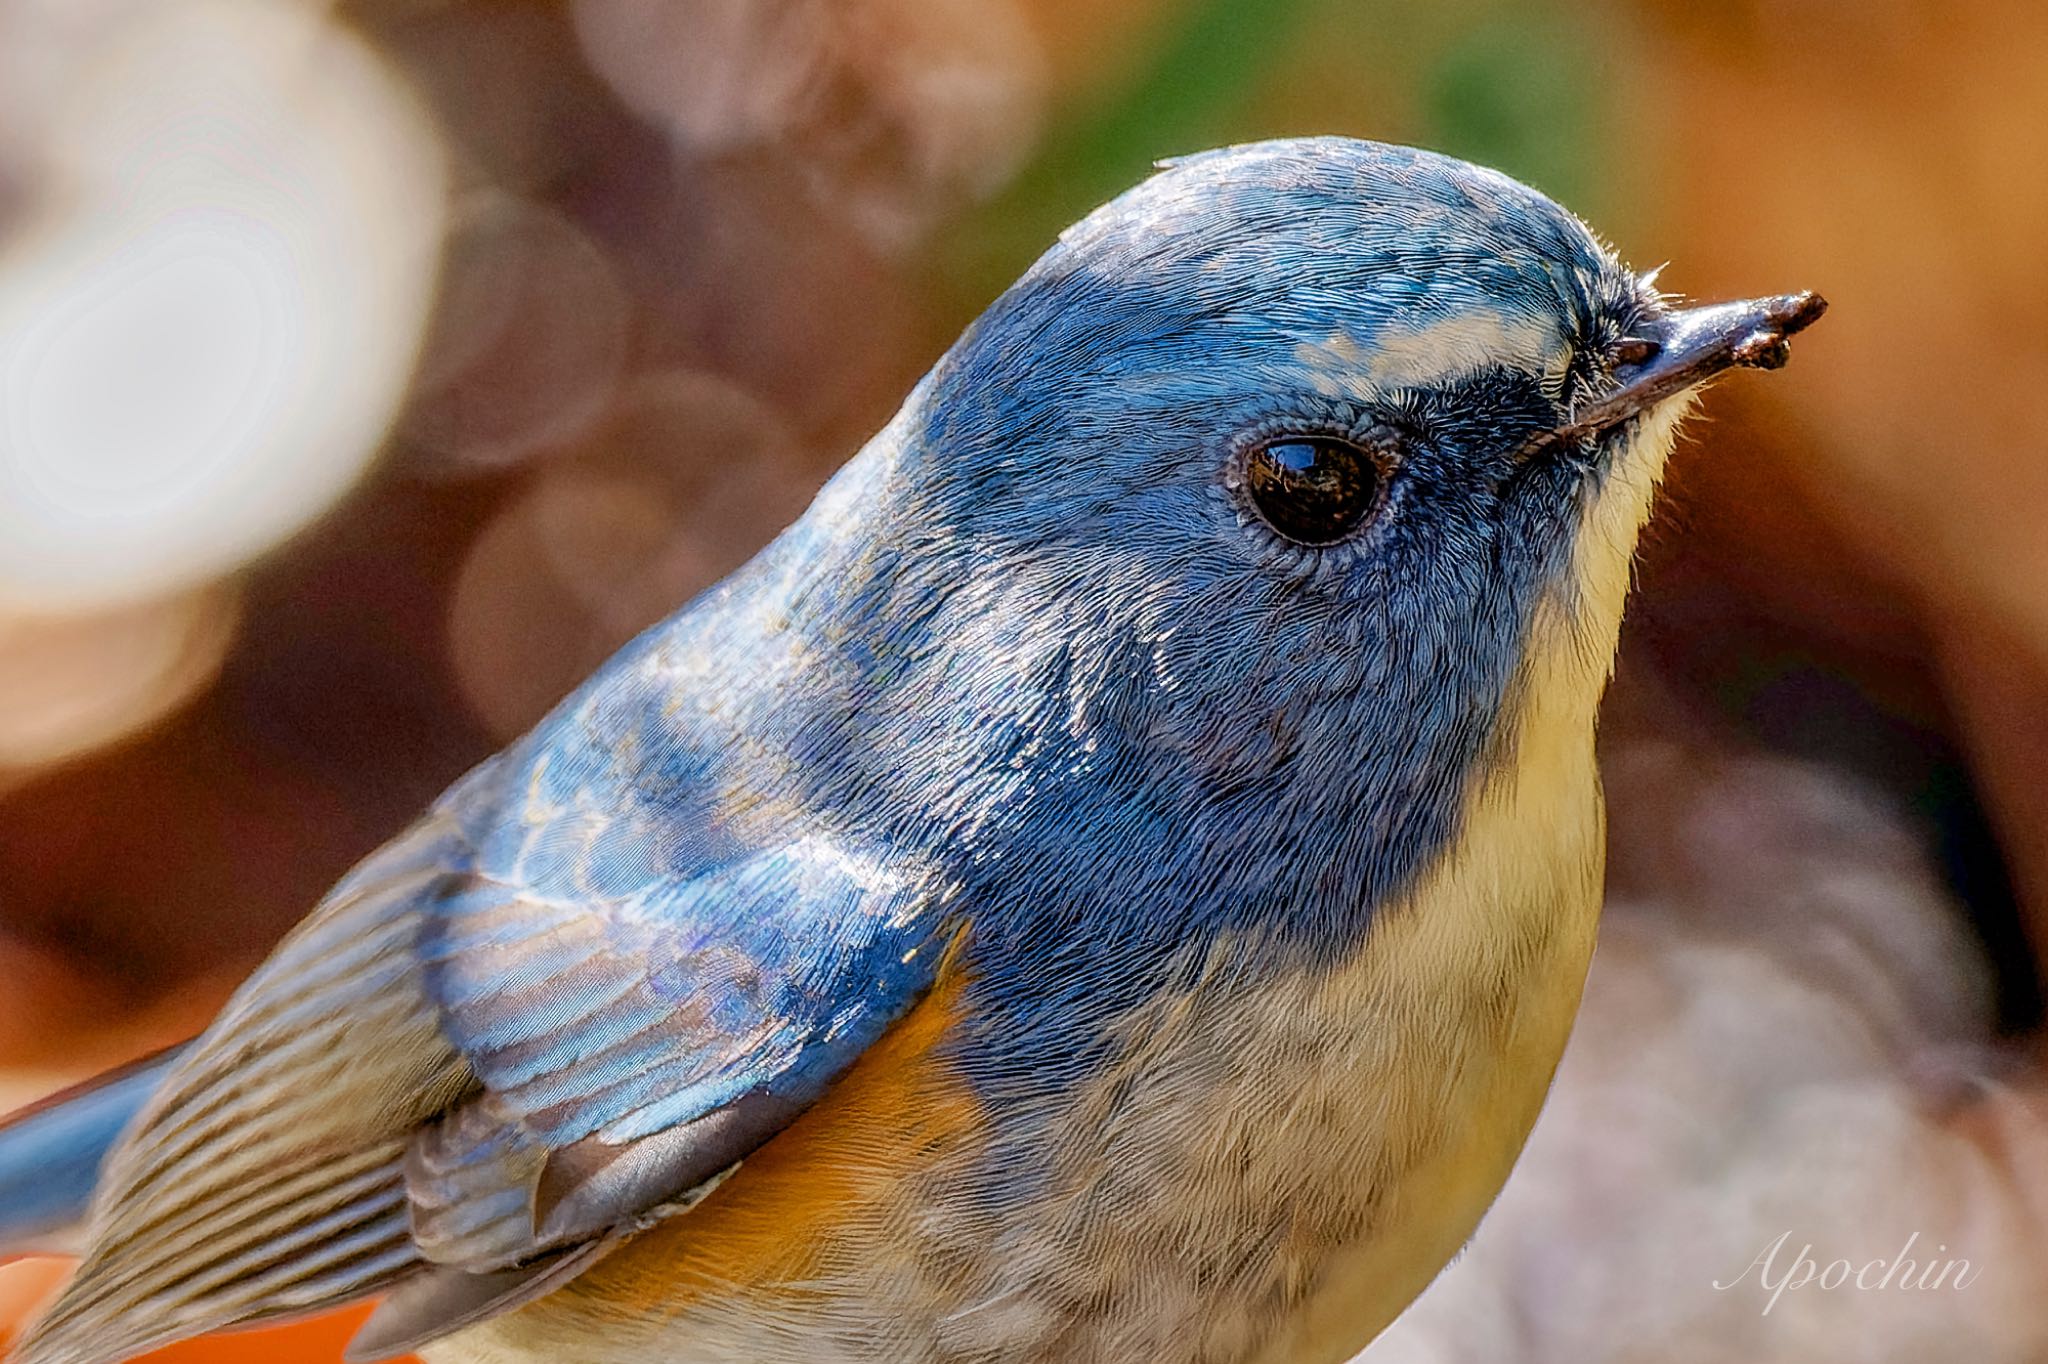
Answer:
xmin=1077 ymin=138 xmax=1611 ymax=311
xmin=969 ymin=137 xmax=1621 ymax=396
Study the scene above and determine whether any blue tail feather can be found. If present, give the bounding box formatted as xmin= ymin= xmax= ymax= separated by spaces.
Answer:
xmin=0 ymin=1046 xmax=184 ymax=1257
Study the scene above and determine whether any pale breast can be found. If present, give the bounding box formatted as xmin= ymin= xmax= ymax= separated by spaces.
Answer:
xmin=928 ymin=907 xmax=1601 ymax=1364
xmin=940 ymin=762 xmax=1605 ymax=1364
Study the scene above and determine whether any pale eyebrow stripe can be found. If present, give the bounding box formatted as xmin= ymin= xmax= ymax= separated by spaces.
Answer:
xmin=1291 ymin=310 xmax=1570 ymax=402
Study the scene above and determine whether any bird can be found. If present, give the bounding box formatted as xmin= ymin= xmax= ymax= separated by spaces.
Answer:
xmin=0 ymin=136 xmax=1824 ymax=1364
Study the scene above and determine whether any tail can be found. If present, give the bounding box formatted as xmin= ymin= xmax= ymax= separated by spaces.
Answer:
xmin=0 ymin=1048 xmax=186 ymax=1259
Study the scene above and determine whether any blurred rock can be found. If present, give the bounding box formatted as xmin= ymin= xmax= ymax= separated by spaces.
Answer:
xmin=1603 ymin=740 xmax=1992 ymax=1053
xmin=1936 ymin=614 xmax=2048 ymax=985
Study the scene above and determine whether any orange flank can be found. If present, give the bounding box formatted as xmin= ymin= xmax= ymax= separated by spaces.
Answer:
xmin=570 ymin=965 xmax=981 ymax=1314
xmin=0 ymin=959 xmax=976 ymax=1356
xmin=0 ymin=1260 xmax=70 ymax=1352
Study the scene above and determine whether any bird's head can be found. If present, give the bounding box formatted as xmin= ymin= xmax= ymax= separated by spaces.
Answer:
xmin=790 ymin=137 xmax=1821 ymax=924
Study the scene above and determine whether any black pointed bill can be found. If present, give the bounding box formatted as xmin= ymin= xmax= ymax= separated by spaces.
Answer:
xmin=1553 ymin=290 xmax=1828 ymax=446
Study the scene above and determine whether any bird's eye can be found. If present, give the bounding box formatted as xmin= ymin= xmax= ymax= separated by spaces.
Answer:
xmin=1243 ymin=436 xmax=1387 ymax=545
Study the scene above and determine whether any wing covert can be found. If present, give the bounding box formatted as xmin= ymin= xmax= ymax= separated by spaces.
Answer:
xmin=406 ymin=826 xmax=952 ymax=1269
xmin=16 ymin=685 xmax=959 ymax=1364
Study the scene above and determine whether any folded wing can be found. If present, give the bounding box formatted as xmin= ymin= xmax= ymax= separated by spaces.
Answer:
xmin=14 ymin=734 xmax=950 ymax=1364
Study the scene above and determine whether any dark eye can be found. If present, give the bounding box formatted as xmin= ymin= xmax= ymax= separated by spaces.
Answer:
xmin=1243 ymin=436 xmax=1386 ymax=545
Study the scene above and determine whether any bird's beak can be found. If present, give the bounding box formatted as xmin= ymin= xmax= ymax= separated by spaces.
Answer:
xmin=1555 ymin=290 xmax=1828 ymax=444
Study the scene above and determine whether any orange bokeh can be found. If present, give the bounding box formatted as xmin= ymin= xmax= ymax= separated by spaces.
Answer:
xmin=1 ymin=1267 xmax=413 ymax=1364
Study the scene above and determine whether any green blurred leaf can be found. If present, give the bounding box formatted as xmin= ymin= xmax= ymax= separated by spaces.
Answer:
xmin=1420 ymin=11 xmax=1606 ymax=213
xmin=941 ymin=0 xmax=1323 ymax=307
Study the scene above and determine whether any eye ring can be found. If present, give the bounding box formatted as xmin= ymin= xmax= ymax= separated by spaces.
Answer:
xmin=1234 ymin=432 xmax=1394 ymax=546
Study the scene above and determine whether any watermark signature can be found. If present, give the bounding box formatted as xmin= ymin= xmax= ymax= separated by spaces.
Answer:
xmin=1714 ymin=1232 xmax=1979 ymax=1315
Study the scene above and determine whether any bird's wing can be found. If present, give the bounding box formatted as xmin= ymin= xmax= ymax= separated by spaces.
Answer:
xmin=359 ymin=786 xmax=952 ymax=1359
xmin=16 ymin=730 xmax=952 ymax=1364
xmin=11 ymin=807 xmax=473 ymax=1364
xmin=0 ymin=1045 xmax=188 ymax=1258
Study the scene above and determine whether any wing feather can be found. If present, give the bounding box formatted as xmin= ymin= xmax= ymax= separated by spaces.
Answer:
xmin=12 ymin=812 xmax=474 ymax=1364
xmin=15 ymin=698 xmax=956 ymax=1364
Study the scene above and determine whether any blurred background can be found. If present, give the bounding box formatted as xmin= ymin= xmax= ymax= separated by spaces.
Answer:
xmin=0 ymin=0 xmax=2044 ymax=1359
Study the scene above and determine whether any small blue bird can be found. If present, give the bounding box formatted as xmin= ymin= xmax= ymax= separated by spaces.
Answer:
xmin=0 ymin=138 xmax=1822 ymax=1364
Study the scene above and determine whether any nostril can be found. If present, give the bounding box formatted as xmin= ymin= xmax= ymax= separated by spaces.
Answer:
xmin=1610 ymin=337 xmax=1661 ymax=369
